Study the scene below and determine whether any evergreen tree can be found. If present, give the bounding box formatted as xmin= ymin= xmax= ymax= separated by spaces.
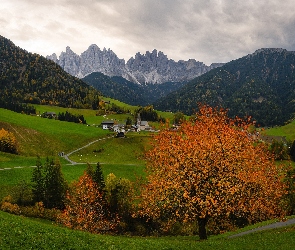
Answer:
xmin=86 ymin=162 xmax=105 ymax=192
xmin=126 ymin=117 xmax=133 ymax=126
xmin=93 ymin=162 xmax=106 ymax=192
xmin=290 ymin=140 xmax=295 ymax=161
xmin=43 ymin=158 xmax=68 ymax=209
xmin=31 ymin=157 xmax=45 ymax=203
xmin=13 ymin=180 xmax=33 ymax=206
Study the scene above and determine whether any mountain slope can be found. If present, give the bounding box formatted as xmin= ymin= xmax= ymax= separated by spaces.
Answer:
xmin=154 ymin=48 xmax=295 ymax=126
xmin=82 ymin=72 xmax=187 ymax=106
xmin=0 ymin=36 xmax=101 ymax=110
xmin=82 ymin=72 xmax=148 ymax=106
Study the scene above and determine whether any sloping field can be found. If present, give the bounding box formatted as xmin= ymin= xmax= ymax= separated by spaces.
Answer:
xmin=0 ymin=108 xmax=111 ymax=156
xmin=1 ymin=211 xmax=295 ymax=250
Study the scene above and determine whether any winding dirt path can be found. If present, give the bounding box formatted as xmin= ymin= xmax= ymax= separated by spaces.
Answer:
xmin=62 ymin=136 xmax=114 ymax=165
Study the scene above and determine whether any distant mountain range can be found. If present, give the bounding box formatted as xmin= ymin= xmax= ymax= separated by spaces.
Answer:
xmin=154 ymin=48 xmax=295 ymax=126
xmin=47 ymin=45 xmax=224 ymax=84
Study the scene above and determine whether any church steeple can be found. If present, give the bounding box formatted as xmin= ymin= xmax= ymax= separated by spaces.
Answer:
xmin=136 ymin=113 xmax=141 ymax=132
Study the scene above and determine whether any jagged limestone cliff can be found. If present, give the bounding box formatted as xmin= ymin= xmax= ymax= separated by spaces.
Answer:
xmin=47 ymin=46 xmax=223 ymax=84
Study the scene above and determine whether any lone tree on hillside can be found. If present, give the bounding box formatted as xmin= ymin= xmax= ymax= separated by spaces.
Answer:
xmin=138 ymin=105 xmax=286 ymax=240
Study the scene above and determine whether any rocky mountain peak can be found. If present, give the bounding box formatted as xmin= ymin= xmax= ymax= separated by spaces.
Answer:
xmin=46 ymin=53 xmax=58 ymax=63
xmin=47 ymin=45 xmax=223 ymax=84
xmin=88 ymin=44 xmax=100 ymax=50
xmin=65 ymin=46 xmax=74 ymax=53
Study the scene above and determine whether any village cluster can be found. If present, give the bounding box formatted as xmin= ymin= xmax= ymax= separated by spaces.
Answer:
xmin=101 ymin=114 xmax=153 ymax=134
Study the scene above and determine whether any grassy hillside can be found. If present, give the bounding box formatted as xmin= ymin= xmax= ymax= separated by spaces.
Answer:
xmin=0 ymin=210 xmax=294 ymax=249
xmin=0 ymin=107 xmax=111 ymax=156
xmin=0 ymin=102 xmax=173 ymax=156
xmin=264 ymin=119 xmax=295 ymax=142
xmin=69 ymin=133 xmax=149 ymax=164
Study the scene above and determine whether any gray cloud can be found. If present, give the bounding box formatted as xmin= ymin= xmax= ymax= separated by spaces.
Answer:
xmin=1 ymin=0 xmax=295 ymax=65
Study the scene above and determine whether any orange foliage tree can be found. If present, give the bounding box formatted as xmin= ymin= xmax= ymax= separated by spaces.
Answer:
xmin=137 ymin=105 xmax=286 ymax=239
xmin=58 ymin=172 xmax=118 ymax=233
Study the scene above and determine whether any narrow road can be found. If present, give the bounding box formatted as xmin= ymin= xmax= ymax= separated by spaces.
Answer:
xmin=62 ymin=136 xmax=114 ymax=165
xmin=228 ymin=218 xmax=295 ymax=238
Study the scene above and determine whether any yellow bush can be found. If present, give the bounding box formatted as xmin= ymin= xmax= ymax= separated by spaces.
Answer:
xmin=0 ymin=197 xmax=60 ymax=221
xmin=0 ymin=128 xmax=18 ymax=154
xmin=1 ymin=196 xmax=21 ymax=215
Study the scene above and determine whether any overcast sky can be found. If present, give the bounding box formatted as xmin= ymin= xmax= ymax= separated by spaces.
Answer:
xmin=1 ymin=0 xmax=295 ymax=65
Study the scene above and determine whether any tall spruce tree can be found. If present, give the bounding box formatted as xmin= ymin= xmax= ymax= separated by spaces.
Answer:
xmin=43 ymin=158 xmax=67 ymax=209
xmin=31 ymin=157 xmax=45 ymax=203
xmin=93 ymin=162 xmax=106 ymax=192
xmin=86 ymin=162 xmax=106 ymax=193
xmin=290 ymin=140 xmax=295 ymax=161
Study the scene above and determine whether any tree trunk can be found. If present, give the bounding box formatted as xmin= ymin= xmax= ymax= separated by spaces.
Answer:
xmin=197 ymin=217 xmax=208 ymax=240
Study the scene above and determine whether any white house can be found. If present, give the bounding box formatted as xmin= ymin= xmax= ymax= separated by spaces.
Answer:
xmin=101 ymin=121 xmax=114 ymax=130
xmin=113 ymin=124 xmax=125 ymax=133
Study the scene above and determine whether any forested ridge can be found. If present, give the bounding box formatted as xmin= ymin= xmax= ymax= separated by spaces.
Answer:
xmin=0 ymin=35 xmax=101 ymax=111
xmin=82 ymin=72 xmax=187 ymax=106
xmin=154 ymin=48 xmax=295 ymax=126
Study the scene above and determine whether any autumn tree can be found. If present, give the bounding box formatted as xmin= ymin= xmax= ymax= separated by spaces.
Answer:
xmin=137 ymin=105 xmax=286 ymax=240
xmin=58 ymin=172 xmax=118 ymax=233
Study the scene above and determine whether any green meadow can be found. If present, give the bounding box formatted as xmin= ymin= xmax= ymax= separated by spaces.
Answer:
xmin=0 ymin=210 xmax=295 ymax=249
xmin=0 ymin=107 xmax=111 ymax=156
xmin=264 ymin=120 xmax=295 ymax=141
xmin=0 ymin=105 xmax=149 ymax=200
